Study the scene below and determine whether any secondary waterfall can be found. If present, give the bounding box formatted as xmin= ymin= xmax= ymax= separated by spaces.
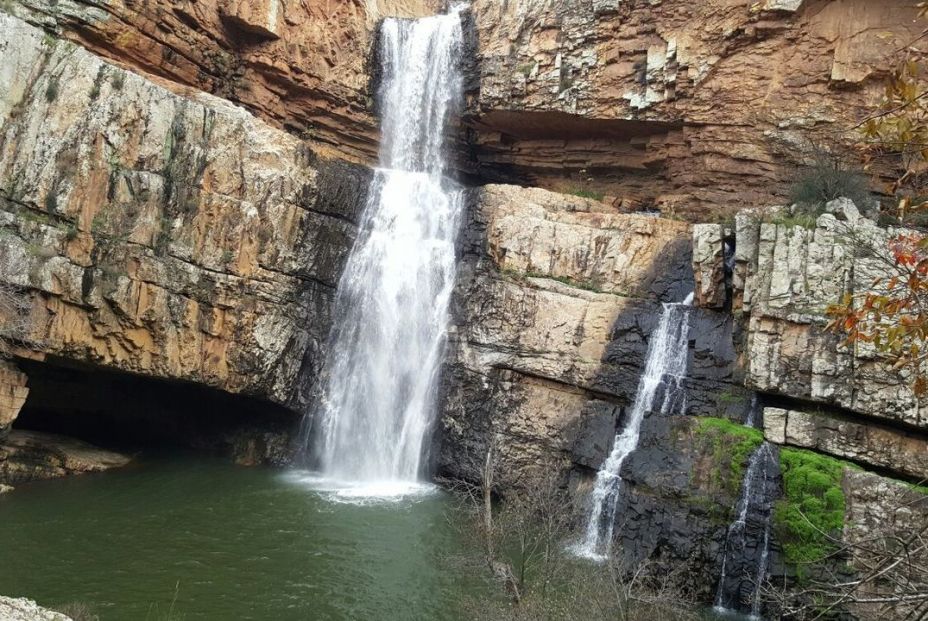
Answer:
xmin=714 ymin=441 xmax=779 ymax=618
xmin=572 ymin=298 xmax=693 ymax=560
xmin=303 ymin=8 xmax=465 ymax=495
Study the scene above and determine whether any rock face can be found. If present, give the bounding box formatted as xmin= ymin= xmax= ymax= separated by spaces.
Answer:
xmin=733 ymin=210 xmax=928 ymax=430
xmin=468 ymin=0 xmax=919 ymax=217
xmin=0 ymin=597 xmax=71 ymax=621
xmin=765 ymin=407 xmax=928 ymax=481
xmin=438 ymin=184 xmax=748 ymax=487
xmin=0 ymin=14 xmax=366 ymax=409
xmin=6 ymin=0 xmax=441 ymax=163
xmin=0 ymin=360 xmax=28 ymax=436
xmin=0 ymin=429 xmax=130 ymax=484
xmin=843 ymin=470 xmax=928 ymax=619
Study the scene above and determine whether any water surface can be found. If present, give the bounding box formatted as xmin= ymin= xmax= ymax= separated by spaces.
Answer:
xmin=0 ymin=456 xmax=488 ymax=620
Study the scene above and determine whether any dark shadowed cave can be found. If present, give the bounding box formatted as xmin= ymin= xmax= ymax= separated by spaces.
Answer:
xmin=12 ymin=357 xmax=299 ymax=465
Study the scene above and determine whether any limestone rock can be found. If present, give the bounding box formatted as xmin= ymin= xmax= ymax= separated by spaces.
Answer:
xmin=0 ymin=598 xmax=71 ymax=621
xmin=470 ymin=0 xmax=919 ymax=218
xmin=843 ymin=469 xmax=928 ymax=621
xmin=764 ymin=407 xmax=928 ymax=481
xmin=220 ymin=0 xmax=282 ymax=39
xmin=0 ymin=14 xmax=366 ymax=409
xmin=8 ymin=0 xmax=441 ymax=164
xmin=0 ymin=429 xmax=130 ymax=484
xmin=439 ymin=184 xmax=744 ymax=486
xmin=737 ymin=207 xmax=928 ymax=429
xmin=692 ymin=224 xmax=726 ymax=308
xmin=0 ymin=360 xmax=28 ymax=434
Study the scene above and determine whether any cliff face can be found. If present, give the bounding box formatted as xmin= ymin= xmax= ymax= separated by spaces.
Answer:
xmin=0 ymin=0 xmax=926 ymax=614
xmin=468 ymin=0 xmax=919 ymax=217
xmin=0 ymin=13 xmax=366 ymax=409
xmin=8 ymin=0 xmax=439 ymax=163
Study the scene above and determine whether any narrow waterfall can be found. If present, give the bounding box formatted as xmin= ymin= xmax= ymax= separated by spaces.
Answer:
xmin=744 ymin=394 xmax=759 ymax=428
xmin=302 ymin=7 xmax=465 ymax=496
xmin=714 ymin=441 xmax=779 ymax=618
xmin=572 ymin=298 xmax=693 ymax=560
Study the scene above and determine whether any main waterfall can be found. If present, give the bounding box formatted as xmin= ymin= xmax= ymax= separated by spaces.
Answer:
xmin=572 ymin=298 xmax=693 ymax=560
xmin=302 ymin=8 xmax=465 ymax=496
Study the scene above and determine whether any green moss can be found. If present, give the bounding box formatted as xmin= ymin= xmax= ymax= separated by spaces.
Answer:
xmin=516 ymin=62 xmax=535 ymax=78
xmin=716 ymin=389 xmax=744 ymax=405
xmin=526 ymin=270 xmax=604 ymax=293
xmin=774 ymin=448 xmax=849 ymax=567
xmin=501 ymin=267 xmax=607 ymax=294
xmin=695 ymin=417 xmax=764 ymax=494
xmin=569 ymin=188 xmax=604 ymax=202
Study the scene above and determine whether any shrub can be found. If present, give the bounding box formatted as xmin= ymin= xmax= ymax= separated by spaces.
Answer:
xmin=55 ymin=602 xmax=99 ymax=621
xmin=570 ymin=188 xmax=604 ymax=202
xmin=788 ymin=157 xmax=872 ymax=212
xmin=45 ymin=76 xmax=60 ymax=103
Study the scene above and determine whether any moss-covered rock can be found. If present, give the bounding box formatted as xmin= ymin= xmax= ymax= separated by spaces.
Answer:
xmin=774 ymin=447 xmax=851 ymax=567
xmin=693 ymin=416 xmax=764 ymax=498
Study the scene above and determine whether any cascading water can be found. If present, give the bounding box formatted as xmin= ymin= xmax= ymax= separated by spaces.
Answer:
xmin=572 ymin=297 xmax=694 ymax=560
xmin=714 ymin=441 xmax=779 ymax=618
xmin=299 ymin=7 xmax=465 ymax=498
xmin=744 ymin=394 xmax=759 ymax=429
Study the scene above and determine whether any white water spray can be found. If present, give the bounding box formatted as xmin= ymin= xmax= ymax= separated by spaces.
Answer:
xmin=572 ymin=298 xmax=693 ymax=560
xmin=302 ymin=7 xmax=465 ymax=498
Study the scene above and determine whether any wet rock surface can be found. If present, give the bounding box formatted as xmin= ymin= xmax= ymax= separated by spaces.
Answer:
xmin=437 ymin=184 xmax=747 ymax=487
xmin=0 ymin=429 xmax=130 ymax=485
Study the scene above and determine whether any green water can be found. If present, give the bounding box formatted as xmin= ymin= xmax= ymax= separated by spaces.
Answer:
xmin=0 ymin=457 xmax=490 ymax=620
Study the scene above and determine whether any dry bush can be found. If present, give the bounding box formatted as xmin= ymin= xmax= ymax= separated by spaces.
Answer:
xmin=444 ymin=436 xmax=700 ymax=621
xmin=763 ymin=485 xmax=928 ymax=620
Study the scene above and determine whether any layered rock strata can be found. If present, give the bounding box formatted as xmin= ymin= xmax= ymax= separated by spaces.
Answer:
xmin=765 ymin=407 xmax=928 ymax=482
xmin=0 ymin=429 xmax=131 ymax=485
xmin=438 ymin=184 xmax=747 ymax=487
xmin=0 ymin=13 xmax=366 ymax=410
xmin=468 ymin=0 xmax=920 ymax=217
xmin=5 ymin=0 xmax=440 ymax=163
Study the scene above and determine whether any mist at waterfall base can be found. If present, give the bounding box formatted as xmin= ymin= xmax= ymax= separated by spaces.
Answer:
xmin=293 ymin=8 xmax=465 ymax=500
xmin=571 ymin=299 xmax=694 ymax=561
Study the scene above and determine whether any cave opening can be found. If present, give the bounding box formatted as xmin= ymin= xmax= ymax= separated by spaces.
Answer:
xmin=11 ymin=356 xmax=299 ymax=465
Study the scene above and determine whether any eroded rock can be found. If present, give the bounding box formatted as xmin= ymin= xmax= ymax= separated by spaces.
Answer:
xmin=0 ymin=429 xmax=130 ymax=484
xmin=764 ymin=407 xmax=928 ymax=481
xmin=0 ymin=14 xmax=365 ymax=409
xmin=737 ymin=207 xmax=928 ymax=429
xmin=0 ymin=598 xmax=71 ymax=621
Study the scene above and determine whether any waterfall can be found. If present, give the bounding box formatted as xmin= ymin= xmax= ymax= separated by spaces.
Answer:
xmin=301 ymin=7 xmax=465 ymax=498
xmin=744 ymin=394 xmax=759 ymax=428
xmin=572 ymin=298 xmax=693 ymax=560
xmin=714 ymin=441 xmax=778 ymax=618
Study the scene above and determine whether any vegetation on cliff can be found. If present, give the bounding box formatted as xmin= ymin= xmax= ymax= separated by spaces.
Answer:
xmin=693 ymin=417 xmax=764 ymax=498
xmin=774 ymin=448 xmax=848 ymax=567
